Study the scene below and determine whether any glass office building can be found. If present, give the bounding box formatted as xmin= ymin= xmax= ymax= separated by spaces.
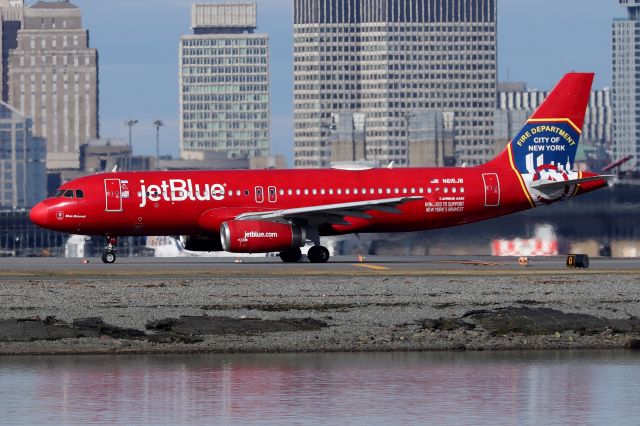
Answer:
xmin=179 ymin=3 xmax=270 ymax=160
xmin=613 ymin=0 xmax=640 ymax=171
xmin=293 ymin=0 xmax=497 ymax=167
xmin=0 ymin=101 xmax=46 ymax=208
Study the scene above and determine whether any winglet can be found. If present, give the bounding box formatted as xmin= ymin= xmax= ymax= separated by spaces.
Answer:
xmin=111 ymin=164 xmax=118 ymax=172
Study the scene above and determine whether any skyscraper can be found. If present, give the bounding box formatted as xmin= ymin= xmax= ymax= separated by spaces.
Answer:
xmin=8 ymin=0 xmax=99 ymax=170
xmin=293 ymin=0 xmax=497 ymax=168
xmin=0 ymin=0 xmax=23 ymax=103
xmin=613 ymin=0 xmax=640 ymax=171
xmin=179 ymin=3 xmax=270 ymax=161
xmin=0 ymin=100 xmax=46 ymax=209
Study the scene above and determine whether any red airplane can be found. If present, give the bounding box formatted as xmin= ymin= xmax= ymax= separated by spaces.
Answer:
xmin=30 ymin=73 xmax=611 ymax=264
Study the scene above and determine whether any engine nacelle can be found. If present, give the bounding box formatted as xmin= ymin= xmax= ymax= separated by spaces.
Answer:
xmin=220 ymin=220 xmax=305 ymax=253
xmin=182 ymin=235 xmax=223 ymax=252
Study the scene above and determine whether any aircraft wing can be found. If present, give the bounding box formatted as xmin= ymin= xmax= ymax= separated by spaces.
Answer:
xmin=234 ymin=196 xmax=423 ymax=226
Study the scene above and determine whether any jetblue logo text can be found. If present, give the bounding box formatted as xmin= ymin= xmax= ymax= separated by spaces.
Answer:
xmin=139 ymin=179 xmax=225 ymax=207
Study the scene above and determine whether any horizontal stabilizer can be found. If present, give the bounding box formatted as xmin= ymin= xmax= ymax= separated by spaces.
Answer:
xmin=530 ymin=175 xmax=614 ymax=191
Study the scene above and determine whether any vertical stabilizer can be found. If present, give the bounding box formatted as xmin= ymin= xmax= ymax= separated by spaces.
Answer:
xmin=490 ymin=73 xmax=595 ymax=206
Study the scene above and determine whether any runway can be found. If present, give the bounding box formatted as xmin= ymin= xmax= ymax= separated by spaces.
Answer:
xmin=1 ymin=255 xmax=639 ymax=279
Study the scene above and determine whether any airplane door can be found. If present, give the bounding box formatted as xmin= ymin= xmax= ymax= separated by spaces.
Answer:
xmin=268 ymin=186 xmax=277 ymax=203
xmin=482 ymin=173 xmax=500 ymax=207
xmin=104 ymin=178 xmax=123 ymax=212
xmin=255 ymin=186 xmax=264 ymax=203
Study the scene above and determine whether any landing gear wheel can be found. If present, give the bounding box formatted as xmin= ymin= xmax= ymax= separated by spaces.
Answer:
xmin=279 ymin=247 xmax=302 ymax=263
xmin=307 ymin=245 xmax=330 ymax=263
xmin=102 ymin=251 xmax=116 ymax=264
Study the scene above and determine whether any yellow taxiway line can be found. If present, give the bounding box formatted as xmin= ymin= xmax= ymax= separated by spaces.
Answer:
xmin=351 ymin=263 xmax=391 ymax=271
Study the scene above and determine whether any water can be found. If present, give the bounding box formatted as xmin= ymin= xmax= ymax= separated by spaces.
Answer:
xmin=1 ymin=351 xmax=639 ymax=425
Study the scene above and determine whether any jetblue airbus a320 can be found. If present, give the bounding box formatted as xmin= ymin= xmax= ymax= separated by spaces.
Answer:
xmin=30 ymin=73 xmax=611 ymax=263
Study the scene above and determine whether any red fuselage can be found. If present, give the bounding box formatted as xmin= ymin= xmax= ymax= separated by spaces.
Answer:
xmin=29 ymin=156 xmax=603 ymax=239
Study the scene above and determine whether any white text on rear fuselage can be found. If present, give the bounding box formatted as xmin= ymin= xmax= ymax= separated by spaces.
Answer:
xmin=139 ymin=179 xmax=225 ymax=207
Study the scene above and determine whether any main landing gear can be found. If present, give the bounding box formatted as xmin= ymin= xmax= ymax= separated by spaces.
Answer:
xmin=307 ymin=245 xmax=330 ymax=264
xmin=102 ymin=236 xmax=117 ymax=264
xmin=279 ymin=247 xmax=302 ymax=263
xmin=278 ymin=245 xmax=330 ymax=263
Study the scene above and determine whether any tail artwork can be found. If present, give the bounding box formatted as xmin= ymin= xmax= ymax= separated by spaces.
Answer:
xmin=499 ymin=72 xmax=608 ymax=206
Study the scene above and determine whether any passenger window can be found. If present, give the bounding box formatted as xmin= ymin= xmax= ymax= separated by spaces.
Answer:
xmin=394 ymin=188 xmax=399 ymax=194
xmin=304 ymin=189 xmax=309 ymax=195
xmin=337 ymin=189 xmax=342 ymax=195
xmin=279 ymin=189 xmax=284 ymax=196
xmin=296 ymin=189 xmax=300 ymax=195
xmin=345 ymin=189 xmax=350 ymax=195
xmin=75 ymin=190 xmax=84 ymax=198
xmin=288 ymin=189 xmax=292 ymax=195
xmin=63 ymin=189 xmax=74 ymax=198
xmin=312 ymin=189 xmax=317 ymax=195
xmin=321 ymin=189 xmax=325 ymax=195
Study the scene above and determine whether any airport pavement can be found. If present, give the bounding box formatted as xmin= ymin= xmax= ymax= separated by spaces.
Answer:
xmin=0 ymin=255 xmax=639 ymax=280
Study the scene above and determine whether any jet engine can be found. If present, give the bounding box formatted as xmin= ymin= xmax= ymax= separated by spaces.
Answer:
xmin=220 ymin=220 xmax=306 ymax=253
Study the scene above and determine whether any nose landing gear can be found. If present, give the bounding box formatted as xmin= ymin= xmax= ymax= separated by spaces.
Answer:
xmin=102 ymin=236 xmax=117 ymax=264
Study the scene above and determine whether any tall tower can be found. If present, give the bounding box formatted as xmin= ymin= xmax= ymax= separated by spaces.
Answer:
xmin=8 ymin=0 xmax=99 ymax=170
xmin=613 ymin=0 xmax=640 ymax=171
xmin=179 ymin=3 xmax=270 ymax=161
xmin=293 ymin=0 xmax=497 ymax=168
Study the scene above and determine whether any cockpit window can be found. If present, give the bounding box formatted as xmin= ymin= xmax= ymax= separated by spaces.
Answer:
xmin=63 ymin=189 xmax=74 ymax=198
xmin=76 ymin=190 xmax=84 ymax=199
xmin=53 ymin=189 xmax=64 ymax=197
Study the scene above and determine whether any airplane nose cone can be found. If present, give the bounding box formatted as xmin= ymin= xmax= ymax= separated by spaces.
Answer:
xmin=29 ymin=202 xmax=49 ymax=227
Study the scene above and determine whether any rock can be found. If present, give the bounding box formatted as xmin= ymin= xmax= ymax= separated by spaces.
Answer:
xmin=606 ymin=318 xmax=640 ymax=334
xmin=73 ymin=317 xmax=146 ymax=339
xmin=624 ymin=337 xmax=640 ymax=350
xmin=0 ymin=317 xmax=79 ymax=342
xmin=145 ymin=315 xmax=327 ymax=336
xmin=146 ymin=332 xmax=204 ymax=344
xmin=419 ymin=318 xmax=475 ymax=331
xmin=464 ymin=307 xmax=607 ymax=336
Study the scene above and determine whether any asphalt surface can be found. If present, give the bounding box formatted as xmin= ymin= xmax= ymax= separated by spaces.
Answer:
xmin=1 ymin=255 xmax=639 ymax=279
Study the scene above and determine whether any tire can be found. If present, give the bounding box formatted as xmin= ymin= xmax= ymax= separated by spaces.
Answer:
xmin=279 ymin=247 xmax=302 ymax=263
xmin=308 ymin=245 xmax=330 ymax=263
xmin=102 ymin=251 xmax=116 ymax=264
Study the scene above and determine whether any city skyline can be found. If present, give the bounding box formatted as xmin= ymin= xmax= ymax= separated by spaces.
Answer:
xmin=67 ymin=0 xmax=619 ymax=165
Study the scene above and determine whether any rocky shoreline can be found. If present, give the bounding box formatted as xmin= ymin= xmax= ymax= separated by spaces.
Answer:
xmin=1 ymin=274 xmax=639 ymax=355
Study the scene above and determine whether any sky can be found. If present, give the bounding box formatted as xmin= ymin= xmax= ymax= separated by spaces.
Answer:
xmin=68 ymin=0 xmax=622 ymax=165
